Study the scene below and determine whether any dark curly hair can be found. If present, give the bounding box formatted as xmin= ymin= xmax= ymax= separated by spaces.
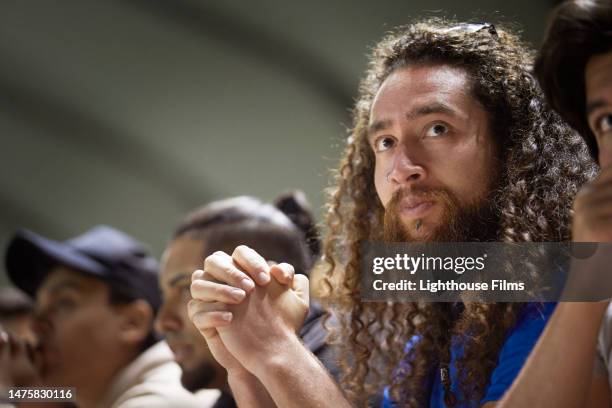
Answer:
xmin=534 ymin=0 xmax=612 ymax=162
xmin=315 ymin=19 xmax=596 ymax=406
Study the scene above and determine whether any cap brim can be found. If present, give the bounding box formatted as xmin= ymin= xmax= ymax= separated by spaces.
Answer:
xmin=5 ymin=229 xmax=106 ymax=297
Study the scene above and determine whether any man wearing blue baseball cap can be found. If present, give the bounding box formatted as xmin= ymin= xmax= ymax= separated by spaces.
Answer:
xmin=2 ymin=225 xmax=218 ymax=408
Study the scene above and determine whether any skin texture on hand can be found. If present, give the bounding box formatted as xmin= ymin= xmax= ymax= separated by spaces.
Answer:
xmin=189 ymin=246 xmax=309 ymax=376
xmin=217 ymin=276 xmax=309 ymax=375
xmin=188 ymin=269 xmax=248 ymax=377
xmin=189 ymin=245 xmax=351 ymax=408
xmin=188 ymin=245 xmax=313 ymax=407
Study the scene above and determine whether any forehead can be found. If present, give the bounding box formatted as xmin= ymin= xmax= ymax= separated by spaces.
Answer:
xmin=370 ymin=64 xmax=473 ymax=120
xmin=585 ymin=51 xmax=612 ymax=101
xmin=160 ymin=237 xmax=205 ymax=280
xmin=37 ymin=266 xmax=106 ymax=297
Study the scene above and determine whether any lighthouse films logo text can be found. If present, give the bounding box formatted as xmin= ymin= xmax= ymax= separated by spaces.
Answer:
xmin=361 ymin=242 xmax=612 ymax=302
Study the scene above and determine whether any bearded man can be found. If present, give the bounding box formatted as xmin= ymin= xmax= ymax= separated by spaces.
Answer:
xmin=187 ymin=20 xmax=595 ymax=407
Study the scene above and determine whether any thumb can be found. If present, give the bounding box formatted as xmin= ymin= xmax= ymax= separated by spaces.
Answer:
xmin=269 ymin=263 xmax=295 ymax=285
xmin=291 ymin=274 xmax=310 ymax=306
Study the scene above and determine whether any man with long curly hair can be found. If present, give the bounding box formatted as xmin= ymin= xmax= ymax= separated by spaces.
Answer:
xmin=187 ymin=19 xmax=596 ymax=407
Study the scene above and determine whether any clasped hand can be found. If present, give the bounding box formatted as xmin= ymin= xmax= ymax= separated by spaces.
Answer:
xmin=188 ymin=245 xmax=309 ymax=377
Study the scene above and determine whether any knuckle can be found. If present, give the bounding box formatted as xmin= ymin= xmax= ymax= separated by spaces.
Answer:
xmin=191 ymin=280 xmax=209 ymax=295
xmin=191 ymin=312 xmax=207 ymax=328
xmin=202 ymin=269 xmax=215 ymax=280
xmin=213 ymin=284 xmax=229 ymax=297
xmin=189 ymin=284 xmax=200 ymax=300
xmin=203 ymin=255 xmax=217 ymax=270
xmin=222 ymin=265 xmax=243 ymax=282
xmin=187 ymin=299 xmax=203 ymax=316
xmin=233 ymin=245 xmax=249 ymax=256
xmin=191 ymin=279 xmax=204 ymax=289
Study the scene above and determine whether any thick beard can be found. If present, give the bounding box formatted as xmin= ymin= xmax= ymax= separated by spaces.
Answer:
xmin=383 ymin=186 xmax=498 ymax=242
xmin=180 ymin=361 xmax=220 ymax=392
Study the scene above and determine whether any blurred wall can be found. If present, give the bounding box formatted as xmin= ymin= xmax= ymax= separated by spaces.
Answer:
xmin=0 ymin=0 xmax=558 ymax=284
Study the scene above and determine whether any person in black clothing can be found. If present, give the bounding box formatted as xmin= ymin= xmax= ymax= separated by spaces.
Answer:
xmin=155 ymin=192 xmax=337 ymax=407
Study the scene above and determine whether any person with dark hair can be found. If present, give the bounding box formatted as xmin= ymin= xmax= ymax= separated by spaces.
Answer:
xmin=155 ymin=192 xmax=337 ymax=408
xmin=534 ymin=0 xmax=612 ymax=165
xmin=2 ymin=226 xmax=216 ymax=407
xmin=187 ymin=19 xmax=595 ymax=407
xmin=489 ymin=2 xmax=612 ymax=407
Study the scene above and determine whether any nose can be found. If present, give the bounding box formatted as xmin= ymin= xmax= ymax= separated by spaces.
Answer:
xmin=31 ymin=311 xmax=52 ymax=340
xmin=154 ymin=299 xmax=182 ymax=335
xmin=386 ymin=147 xmax=426 ymax=185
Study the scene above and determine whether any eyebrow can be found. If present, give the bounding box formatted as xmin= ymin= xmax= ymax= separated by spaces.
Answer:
xmin=168 ymin=273 xmax=191 ymax=287
xmin=405 ymin=102 xmax=457 ymax=120
xmin=587 ymin=100 xmax=607 ymax=115
xmin=367 ymin=119 xmax=392 ymax=138
xmin=45 ymin=280 xmax=82 ymax=295
xmin=368 ymin=102 xmax=458 ymax=138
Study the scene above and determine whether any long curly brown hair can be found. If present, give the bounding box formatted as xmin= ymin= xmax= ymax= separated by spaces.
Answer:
xmin=316 ymin=19 xmax=597 ymax=407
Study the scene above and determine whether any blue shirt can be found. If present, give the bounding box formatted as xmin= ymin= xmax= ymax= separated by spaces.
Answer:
xmin=382 ymin=302 xmax=556 ymax=407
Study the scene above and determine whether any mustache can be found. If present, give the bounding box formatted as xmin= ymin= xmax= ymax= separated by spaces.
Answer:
xmin=387 ymin=186 xmax=449 ymax=209
xmin=383 ymin=186 xmax=459 ymax=242
xmin=383 ymin=185 xmax=500 ymax=243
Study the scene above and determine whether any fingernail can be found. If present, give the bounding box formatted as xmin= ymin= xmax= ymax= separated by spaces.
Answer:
xmin=221 ymin=312 xmax=233 ymax=322
xmin=230 ymin=288 xmax=246 ymax=301
xmin=241 ymin=278 xmax=255 ymax=292
xmin=258 ymin=272 xmax=270 ymax=284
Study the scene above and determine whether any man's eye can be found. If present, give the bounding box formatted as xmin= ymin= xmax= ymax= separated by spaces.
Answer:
xmin=425 ymin=123 xmax=449 ymax=138
xmin=596 ymin=114 xmax=612 ymax=134
xmin=374 ymin=136 xmax=395 ymax=152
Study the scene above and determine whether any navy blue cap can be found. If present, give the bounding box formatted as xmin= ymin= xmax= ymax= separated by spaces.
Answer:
xmin=5 ymin=225 xmax=161 ymax=312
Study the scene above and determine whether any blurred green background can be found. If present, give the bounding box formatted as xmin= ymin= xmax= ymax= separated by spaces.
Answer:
xmin=0 ymin=0 xmax=562 ymax=284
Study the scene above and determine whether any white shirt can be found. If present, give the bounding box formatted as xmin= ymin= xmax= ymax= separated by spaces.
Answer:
xmin=98 ymin=341 xmax=220 ymax=408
